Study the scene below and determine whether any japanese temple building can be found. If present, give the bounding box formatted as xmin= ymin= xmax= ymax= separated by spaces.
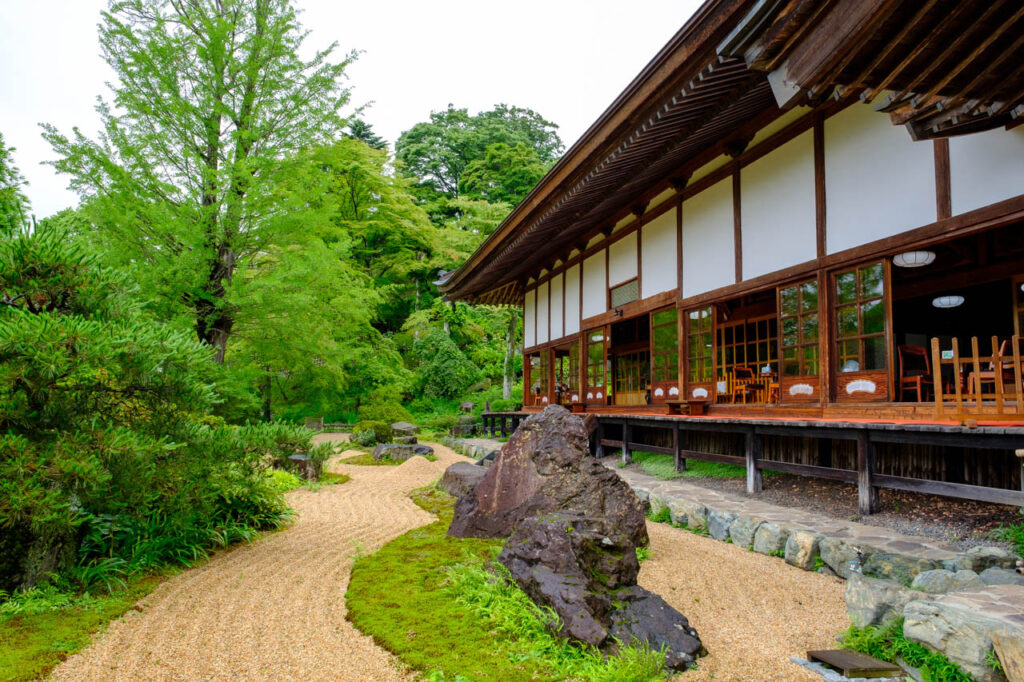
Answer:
xmin=438 ymin=0 xmax=1024 ymax=512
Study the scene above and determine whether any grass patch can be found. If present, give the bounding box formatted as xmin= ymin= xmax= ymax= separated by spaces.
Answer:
xmin=346 ymin=485 xmax=669 ymax=681
xmin=841 ymin=619 xmax=973 ymax=682
xmin=0 ymin=572 xmax=171 ymax=680
xmin=994 ymin=519 xmax=1024 ymax=558
xmin=630 ymin=451 xmax=778 ymax=481
xmin=340 ymin=453 xmax=436 ymax=466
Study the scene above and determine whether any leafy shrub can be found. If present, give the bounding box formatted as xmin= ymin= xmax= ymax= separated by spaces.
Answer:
xmin=422 ymin=414 xmax=459 ymax=432
xmin=357 ymin=401 xmax=413 ymax=425
xmin=412 ymin=329 xmax=482 ymax=400
xmin=264 ymin=469 xmax=303 ymax=493
xmin=353 ymin=420 xmax=392 ymax=446
xmin=489 ymin=398 xmax=520 ymax=412
xmin=995 ymin=518 xmax=1024 ymax=558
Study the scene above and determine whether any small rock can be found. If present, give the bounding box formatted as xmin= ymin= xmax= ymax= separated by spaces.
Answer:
xmin=845 ymin=572 xmax=924 ymax=627
xmin=441 ymin=462 xmax=486 ymax=498
xmin=979 ymin=567 xmax=1024 ymax=586
xmin=943 ymin=546 xmax=1019 ymax=573
xmin=863 ymin=553 xmax=940 ymax=585
xmin=785 ymin=531 xmax=821 ymax=571
xmin=728 ymin=516 xmax=763 ymax=549
xmin=393 ymin=435 xmax=418 ymax=445
xmin=391 ymin=421 xmax=420 ymax=436
xmin=287 ymin=453 xmax=318 ymax=480
xmin=668 ymin=500 xmax=707 ymax=530
xmin=707 ymin=510 xmax=736 ymax=542
xmin=648 ymin=491 xmax=670 ymax=518
xmin=819 ymin=537 xmax=870 ymax=579
xmin=752 ymin=522 xmax=789 ymax=556
xmin=912 ymin=569 xmax=984 ymax=593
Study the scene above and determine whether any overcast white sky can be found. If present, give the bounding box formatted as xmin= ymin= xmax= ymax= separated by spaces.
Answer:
xmin=0 ymin=0 xmax=702 ymax=218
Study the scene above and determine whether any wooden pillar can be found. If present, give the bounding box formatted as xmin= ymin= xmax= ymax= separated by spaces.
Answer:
xmin=746 ymin=428 xmax=763 ymax=494
xmin=595 ymin=420 xmax=605 ymax=458
xmin=621 ymin=420 xmax=632 ymax=465
xmin=857 ymin=432 xmax=880 ymax=515
xmin=679 ymin=427 xmax=687 ymax=471
xmin=672 ymin=422 xmax=681 ymax=472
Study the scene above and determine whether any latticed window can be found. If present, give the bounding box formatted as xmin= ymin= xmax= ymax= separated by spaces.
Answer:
xmin=614 ymin=350 xmax=649 ymax=394
xmin=686 ymin=306 xmax=713 ymax=383
xmin=650 ymin=307 xmax=678 ymax=383
xmin=586 ymin=330 xmax=605 ymax=389
xmin=780 ymin=279 xmax=819 ymax=376
xmin=716 ymin=317 xmax=777 ymax=377
xmin=834 ymin=262 xmax=886 ymax=372
xmin=610 ymin=278 xmax=638 ymax=308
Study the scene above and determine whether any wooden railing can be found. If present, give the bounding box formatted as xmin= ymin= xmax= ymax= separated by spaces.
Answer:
xmin=931 ymin=336 xmax=1024 ymax=422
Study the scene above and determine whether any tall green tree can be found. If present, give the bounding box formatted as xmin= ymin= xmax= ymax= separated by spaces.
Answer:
xmin=460 ymin=142 xmax=548 ymax=206
xmin=346 ymin=119 xmax=387 ymax=151
xmin=0 ymin=133 xmax=30 ymax=238
xmin=43 ymin=0 xmax=355 ymax=363
xmin=395 ymin=104 xmax=562 ymax=207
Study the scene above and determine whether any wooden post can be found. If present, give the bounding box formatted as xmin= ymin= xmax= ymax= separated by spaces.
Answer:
xmin=746 ymin=428 xmax=763 ymax=494
xmin=1017 ymin=450 xmax=1024 ymax=510
xmin=672 ymin=422 xmax=680 ymax=472
xmin=595 ymin=420 xmax=605 ymax=458
xmin=679 ymin=427 xmax=688 ymax=471
xmin=621 ymin=420 xmax=632 ymax=465
xmin=857 ymin=432 xmax=880 ymax=515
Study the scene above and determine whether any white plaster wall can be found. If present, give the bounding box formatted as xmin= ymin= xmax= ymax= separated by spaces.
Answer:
xmin=523 ymin=288 xmax=536 ymax=348
xmin=582 ymin=252 xmax=607 ymax=319
xmin=682 ymin=178 xmax=735 ymax=297
xmin=950 ymin=127 xmax=1024 ymax=216
xmin=741 ymin=130 xmax=816 ymax=279
xmin=641 ymin=207 xmax=678 ymax=296
xmin=536 ymin=281 xmax=549 ymax=345
xmin=825 ymin=103 xmax=934 ymax=254
xmin=608 ymin=231 xmax=638 ymax=286
xmin=564 ymin=264 xmax=581 ymax=335
xmin=549 ymin=275 xmax=564 ymax=341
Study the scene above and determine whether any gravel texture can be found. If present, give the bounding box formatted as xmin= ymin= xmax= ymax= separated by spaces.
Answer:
xmin=641 ymin=520 xmax=848 ymax=682
xmin=52 ymin=435 xmax=851 ymax=681
xmin=688 ymin=472 xmax=1019 ymax=551
xmin=51 ymin=435 xmax=465 ymax=682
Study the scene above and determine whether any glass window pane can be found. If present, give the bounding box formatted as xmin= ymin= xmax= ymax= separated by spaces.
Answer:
xmin=782 ymin=347 xmax=798 ymax=376
xmin=860 ymin=263 xmax=883 ymax=299
xmin=653 ymin=308 xmax=676 ymax=326
xmin=862 ymin=299 xmax=884 ymax=335
xmin=782 ymin=317 xmax=798 ymax=344
xmin=837 ymin=305 xmax=859 ymax=338
xmin=781 ymin=286 xmax=798 ymax=315
xmin=836 ymin=271 xmax=857 ymax=304
xmin=689 ymin=334 xmax=699 ymax=356
xmin=801 ymin=345 xmax=819 ymax=376
xmin=863 ymin=336 xmax=887 ymax=370
xmin=654 ymin=324 xmax=676 ymax=352
xmin=839 ymin=340 xmax=860 ymax=372
xmin=800 ymin=281 xmax=818 ymax=312
xmin=702 ymin=333 xmax=712 ymax=352
xmin=803 ymin=315 xmax=818 ymax=343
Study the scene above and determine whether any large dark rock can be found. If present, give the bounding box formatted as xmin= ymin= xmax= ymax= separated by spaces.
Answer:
xmin=371 ymin=443 xmax=433 ymax=462
xmin=449 ymin=405 xmax=703 ymax=670
xmin=448 ymin=405 xmax=644 ymax=542
xmin=441 ymin=461 xmax=486 ymax=498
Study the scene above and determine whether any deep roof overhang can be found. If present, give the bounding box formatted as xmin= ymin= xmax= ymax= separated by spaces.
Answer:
xmin=439 ymin=0 xmax=1024 ymax=306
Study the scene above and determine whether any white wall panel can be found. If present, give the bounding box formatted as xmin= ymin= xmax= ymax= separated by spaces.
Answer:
xmin=682 ymin=178 xmax=735 ymax=297
xmin=608 ymin=231 xmax=638 ymax=286
xmin=536 ymin=281 xmax=549 ymax=345
xmin=950 ymin=127 xmax=1024 ymax=216
xmin=582 ymin=252 xmax=607 ymax=319
xmin=825 ymin=103 xmax=934 ymax=254
xmin=549 ymin=275 xmax=564 ymax=341
xmin=741 ymin=130 xmax=816 ymax=279
xmin=641 ymin=207 xmax=678 ymax=296
xmin=523 ymin=288 xmax=536 ymax=348
xmin=564 ymin=265 xmax=580 ymax=335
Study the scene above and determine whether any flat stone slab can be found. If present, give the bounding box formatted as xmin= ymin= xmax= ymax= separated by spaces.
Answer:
xmin=444 ymin=436 xmax=502 ymax=461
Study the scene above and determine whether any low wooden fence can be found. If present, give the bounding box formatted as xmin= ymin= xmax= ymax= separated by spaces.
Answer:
xmin=932 ymin=335 xmax=1024 ymax=422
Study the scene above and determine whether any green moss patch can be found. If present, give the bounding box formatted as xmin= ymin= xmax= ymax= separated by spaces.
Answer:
xmin=841 ymin=619 xmax=974 ymax=682
xmin=630 ymin=451 xmax=777 ymax=481
xmin=340 ymin=453 xmax=436 ymax=466
xmin=0 ymin=573 xmax=170 ymax=681
xmin=345 ymin=485 xmax=669 ymax=681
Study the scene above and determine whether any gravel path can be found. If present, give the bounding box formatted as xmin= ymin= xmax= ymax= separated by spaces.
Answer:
xmin=51 ymin=436 xmax=468 ymax=682
xmin=641 ymin=521 xmax=848 ymax=682
xmin=51 ymin=436 xmax=848 ymax=681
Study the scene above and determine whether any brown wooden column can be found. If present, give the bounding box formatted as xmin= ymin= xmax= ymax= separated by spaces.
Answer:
xmin=857 ymin=431 xmax=880 ymax=514
xmin=621 ymin=420 xmax=632 ymax=465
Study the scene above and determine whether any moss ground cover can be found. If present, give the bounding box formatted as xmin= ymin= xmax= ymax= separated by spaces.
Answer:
xmin=345 ymin=485 xmax=669 ymax=681
xmin=840 ymin=619 xmax=974 ymax=682
xmin=340 ymin=453 xmax=436 ymax=466
xmin=0 ymin=573 xmax=170 ymax=681
xmin=630 ymin=451 xmax=778 ymax=481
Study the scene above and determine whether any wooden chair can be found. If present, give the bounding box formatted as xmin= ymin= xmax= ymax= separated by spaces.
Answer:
xmin=898 ymin=345 xmax=932 ymax=402
xmin=730 ymin=366 xmax=760 ymax=404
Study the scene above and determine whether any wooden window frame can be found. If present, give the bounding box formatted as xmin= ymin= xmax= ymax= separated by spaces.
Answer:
xmin=778 ymin=277 xmax=822 ymax=403
xmin=585 ymin=328 xmax=608 ymax=404
xmin=684 ymin=306 xmax=715 ymax=400
xmin=832 ymin=260 xmax=891 ymax=402
xmin=649 ymin=306 xmax=680 ymax=402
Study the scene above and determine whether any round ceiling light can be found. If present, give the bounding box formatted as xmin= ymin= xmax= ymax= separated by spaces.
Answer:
xmin=932 ymin=295 xmax=964 ymax=309
xmin=893 ymin=250 xmax=936 ymax=267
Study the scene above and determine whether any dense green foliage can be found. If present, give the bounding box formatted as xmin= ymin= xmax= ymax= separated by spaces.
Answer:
xmin=0 ymin=133 xmax=30 ymax=238
xmin=841 ymin=620 xmax=973 ymax=682
xmin=346 ymin=485 xmax=668 ymax=681
xmin=995 ymin=516 xmax=1024 ymax=557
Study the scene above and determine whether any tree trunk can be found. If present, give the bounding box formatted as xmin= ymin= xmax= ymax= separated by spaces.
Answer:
xmin=261 ymin=365 xmax=272 ymax=421
xmin=503 ymin=308 xmax=516 ymax=400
